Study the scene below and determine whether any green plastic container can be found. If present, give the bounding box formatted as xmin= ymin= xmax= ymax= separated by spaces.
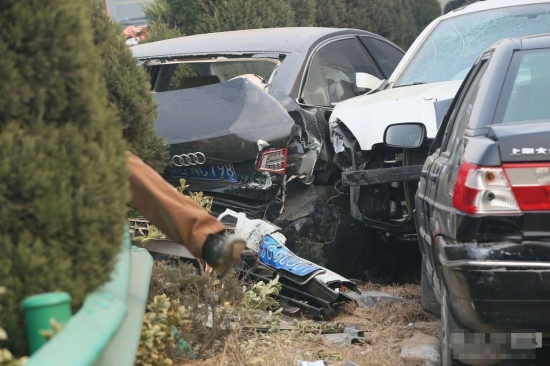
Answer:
xmin=22 ymin=292 xmax=72 ymax=353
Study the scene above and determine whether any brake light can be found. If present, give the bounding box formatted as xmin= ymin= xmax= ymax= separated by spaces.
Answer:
xmin=453 ymin=162 xmax=519 ymax=214
xmin=503 ymin=163 xmax=550 ymax=211
xmin=256 ymin=148 xmax=287 ymax=174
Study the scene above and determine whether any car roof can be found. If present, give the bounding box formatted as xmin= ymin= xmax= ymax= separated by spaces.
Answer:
xmin=441 ymin=0 xmax=550 ymax=19
xmin=132 ymin=27 xmax=380 ymax=59
xmin=518 ymin=33 xmax=550 ymax=50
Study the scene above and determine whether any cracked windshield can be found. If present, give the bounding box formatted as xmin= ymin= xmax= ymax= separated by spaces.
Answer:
xmin=396 ymin=4 xmax=550 ymax=87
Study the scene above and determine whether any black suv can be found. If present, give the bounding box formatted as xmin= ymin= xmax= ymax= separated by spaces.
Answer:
xmin=384 ymin=34 xmax=550 ymax=365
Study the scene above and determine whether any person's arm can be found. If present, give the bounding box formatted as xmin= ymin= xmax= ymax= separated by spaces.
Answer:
xmin=126 ymin=152 xmax=226 ymax=258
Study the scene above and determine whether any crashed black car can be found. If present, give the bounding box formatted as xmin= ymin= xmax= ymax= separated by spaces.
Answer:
xmin=385 ymin=34 xmax=550 ymax=365
xmin=132 ymin=27 xmax=404 ymax=217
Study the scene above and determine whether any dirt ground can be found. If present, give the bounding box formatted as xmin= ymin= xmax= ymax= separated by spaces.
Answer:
xmin=181 ymin=283 xmax=440 ymax=366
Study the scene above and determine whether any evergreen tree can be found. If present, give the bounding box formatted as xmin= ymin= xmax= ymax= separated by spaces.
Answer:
xmin=314 ymin=0 xmax=348 ymax=28
xmin=0 ymin=0 xmax=128 ymax=355
xmin=388 ymin=0 xmax=418 ymax=50
xmin=147 ymin=18 xmax=183 ymax=43
xmin=145 ymin=0 xmax=202 ymax=36
xmin=313 ymin=0 xmax=426 ymax=50
xmin=290 ymin=0 xmax=317 ymax=27
xmin=91 ymin=0 xmax=168 ymax=172
xmin=145 ymin=0 xmax=295 ymax=36
xmin=344 ymin=0 xmax=396 ymax=41
xmin=410 ymin=0 xmax=441 ymax=34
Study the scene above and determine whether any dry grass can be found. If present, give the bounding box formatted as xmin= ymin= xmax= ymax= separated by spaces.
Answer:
xmin=178 ymin=283 xmax=440 ymax=366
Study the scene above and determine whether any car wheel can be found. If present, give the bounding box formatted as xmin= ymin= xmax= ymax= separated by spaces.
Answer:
xmin=441 ymin=286 xmax=501 ymax=366
xmin=421 ymin=255 xmax=440 ymax=315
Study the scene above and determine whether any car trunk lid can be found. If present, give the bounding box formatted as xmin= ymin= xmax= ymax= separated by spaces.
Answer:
xmin=490 ymin=121 xmax=550 ymax=164
xmin=153 ymin=77 xmax=297 ymax=166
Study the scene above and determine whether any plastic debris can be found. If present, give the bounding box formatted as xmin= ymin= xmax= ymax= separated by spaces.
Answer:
xmin=322 ymin=326 xmax=370 ymax=347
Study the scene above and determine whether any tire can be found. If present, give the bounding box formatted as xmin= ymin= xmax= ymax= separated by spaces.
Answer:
xmin=441 ymin=286 xmax=502 ymax=366
xmin=421 ymin=255 xmax=441 ymax=315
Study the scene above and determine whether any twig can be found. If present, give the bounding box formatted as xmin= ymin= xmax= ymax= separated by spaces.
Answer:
xmin=219 ymin=340 xmax=228 ymax=366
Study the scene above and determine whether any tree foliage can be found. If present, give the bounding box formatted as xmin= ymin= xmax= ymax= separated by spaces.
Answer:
xmin=147 ymin=18 xmax=183 ymax=43
xmin=290 ymin=0 xmax=317 ymax=27
xmin=410 ymin=0 xmax=442 ymax=35
xmin=145 ymin=0 xmax=295 ymax=36
xmin=91 ymin=0 xmax=168 ymax=172
xmin=145 ymin=0 xmax=441 ymax=50
xmin=0 ymin=0 xmax=128 ymax=355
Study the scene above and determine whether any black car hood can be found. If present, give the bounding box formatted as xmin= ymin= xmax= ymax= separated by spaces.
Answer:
xmin=153 ymin=78 xmax=297 ymax=164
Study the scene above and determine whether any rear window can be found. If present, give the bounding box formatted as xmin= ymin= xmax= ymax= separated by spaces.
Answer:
xmin=146 ymin=58 xmax=280 ymax=92
xmin=494 ymin=49 xmax=550 ymax=124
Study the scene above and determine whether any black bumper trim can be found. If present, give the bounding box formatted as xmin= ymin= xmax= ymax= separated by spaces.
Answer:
xmin=440 ymin=257 xmax=550 ymax=269
xmin=342 ymin=165 xmax=423 ymax=187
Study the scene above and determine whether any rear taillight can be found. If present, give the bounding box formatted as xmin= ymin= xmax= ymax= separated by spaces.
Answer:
xmin=453 ymin=162 xmax=520 ymax=215
xmin=503 ymin=164 xmax=550 ymax=211
xmin=257 ymin=148 xmax=287 ymax=174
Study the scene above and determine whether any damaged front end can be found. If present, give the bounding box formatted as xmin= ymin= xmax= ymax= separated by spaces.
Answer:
xmin=331 ymin=119 xmax=423 ymax=235
xmin=152 ymin=77 xmax=320 ymax=217
xmin=328 ymin=85 xmax=456 ymax=236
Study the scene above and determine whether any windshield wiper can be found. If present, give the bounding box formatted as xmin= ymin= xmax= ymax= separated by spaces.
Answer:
xmin=395 ymin=81 xmax=427 ymax=88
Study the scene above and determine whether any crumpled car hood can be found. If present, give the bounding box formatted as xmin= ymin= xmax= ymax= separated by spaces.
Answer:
xmin=329 ymin=80 xmax=462 ymax=151
xmin=154 ymin=77 xmax=297 ymax=164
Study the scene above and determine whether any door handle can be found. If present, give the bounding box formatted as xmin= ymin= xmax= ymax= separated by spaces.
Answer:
xmin=421 ymin=170 xmax=429 ymax=178
xmin=429 ymin=173 xmax=438 ymax=182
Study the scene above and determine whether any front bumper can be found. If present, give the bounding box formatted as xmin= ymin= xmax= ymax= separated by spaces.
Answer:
xmin=438 ymin=237 xmax=550 ymax=332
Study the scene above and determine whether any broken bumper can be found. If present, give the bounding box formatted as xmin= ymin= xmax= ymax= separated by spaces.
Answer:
xmin=341 ymin=165 xmax=423 ymax=187
xmin=438 ymin=237 xmax=550 ymax=332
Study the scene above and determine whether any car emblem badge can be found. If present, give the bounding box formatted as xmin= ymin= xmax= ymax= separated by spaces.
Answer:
xmin=171 ymin=152 xmax=207 ymax=166
xmin=511 ymin=148 xmax=548 ymax=156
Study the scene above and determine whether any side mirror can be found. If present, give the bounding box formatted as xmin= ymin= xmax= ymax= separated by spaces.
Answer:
xmin=355 ymin=72 xmax=385 ymax=95
xmin=355 ymin=72 xmax=384 ymax=95
xmin=384 ymin=123 xmax=426 ymax=148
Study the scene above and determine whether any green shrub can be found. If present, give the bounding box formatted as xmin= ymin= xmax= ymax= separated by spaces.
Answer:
xmin=0 ymin=287 xmax=27 ymax=366
xmin=91 ymin=0 xmax=169 ymax=173
xmin=135 ymin=294 xmax=182 ymax=366
xmin=0 ymin=0 xmax=128 ymax=355
xmin=143 ymin=261 xmax=286 ymax=363
xmin=147 ymin=261 xmax=243 ymax=361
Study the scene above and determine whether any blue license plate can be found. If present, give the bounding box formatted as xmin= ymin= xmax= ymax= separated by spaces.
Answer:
xmin=169 ymin=164 xmax=238 ymax=182
xmin=258 ymin=235 xmax=322 ymax=277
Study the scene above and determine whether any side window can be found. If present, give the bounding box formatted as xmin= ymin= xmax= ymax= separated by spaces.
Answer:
xmin=317 ymin=38 xmax=383 ymax=104
xmin=360 ymin=37 xmax=404 ymax=78
xmin=301 ymin=54 xmax=330 ymax=106
xmin=442 ymin=61 xmax=489 ymax=153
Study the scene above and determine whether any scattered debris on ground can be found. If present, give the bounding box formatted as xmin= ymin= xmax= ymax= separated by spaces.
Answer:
xmin=399 ymin=333 xmax=440 ymax=366
xmin=131 ymin=189 xmax=437 ymax=366
xmin=175 ymin=282 xmax=439 ymax=366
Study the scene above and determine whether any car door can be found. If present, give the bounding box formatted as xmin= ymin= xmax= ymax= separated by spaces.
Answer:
xmin=417 ymin=56 xmax=491 ymax=286
xmin=298 ymin=36 xmax=387 ymax=171
xmin=425 ymin=57 xmax=491 ymax=272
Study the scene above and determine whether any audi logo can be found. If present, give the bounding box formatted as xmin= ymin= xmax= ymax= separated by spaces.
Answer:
xmin=171 ymin=152 xmax=206 ymax=166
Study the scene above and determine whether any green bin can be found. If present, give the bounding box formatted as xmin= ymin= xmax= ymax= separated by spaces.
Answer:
xmin=22 ymin=292 xmax=72 ymax=354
